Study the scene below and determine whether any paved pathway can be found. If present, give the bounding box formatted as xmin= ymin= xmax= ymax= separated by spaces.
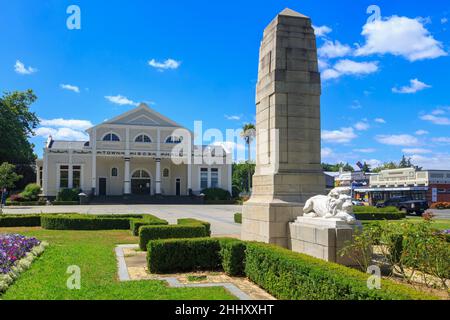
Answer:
xmin=2 ymin=204 xmax=242 ymax=236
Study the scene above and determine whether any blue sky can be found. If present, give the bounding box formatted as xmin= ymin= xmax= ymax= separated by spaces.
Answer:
xmin=1 ymin=0 xmax=449 ymax=168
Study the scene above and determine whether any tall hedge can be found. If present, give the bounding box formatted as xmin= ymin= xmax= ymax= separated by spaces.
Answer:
xmin=219 ymin=238 xmax=246 ymax=276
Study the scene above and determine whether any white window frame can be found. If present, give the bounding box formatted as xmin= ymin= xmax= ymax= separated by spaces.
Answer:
xmin=134 ymin=132 xmax=153 ymax=143
xmin=101 ymin=132 xmax=121 ymax=142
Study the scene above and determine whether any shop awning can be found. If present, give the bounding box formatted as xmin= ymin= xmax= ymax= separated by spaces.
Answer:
xmin=354 ymin=187 xmax=429 ymax=192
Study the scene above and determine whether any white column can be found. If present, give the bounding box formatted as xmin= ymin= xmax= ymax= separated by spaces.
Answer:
xmin=68 ymin=149 xmax=73 ymax=188
xmin=187 ymin=164 xmax=192 ymax=195
xmin=91 ymin=129 xmax=97 ymax=195
xmin=124 ymin=157 xmax=131 ymax=195
xmin=227 ymin=163 xmax=232 ymax=194
xmin=155 ymin=158 xmax=161 ymax=195
xmin=43 ymin=151 xmax=48 ymax=195
xmin=35 ymin=164 xmax=40 ymax=186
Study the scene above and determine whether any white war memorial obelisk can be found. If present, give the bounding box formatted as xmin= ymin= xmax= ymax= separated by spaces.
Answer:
xmin=241 ymin=8 xmax=326 ymax=248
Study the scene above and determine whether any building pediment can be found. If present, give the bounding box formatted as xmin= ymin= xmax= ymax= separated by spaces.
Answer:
xmin=90 ymin=103 xmax=183 ymax=130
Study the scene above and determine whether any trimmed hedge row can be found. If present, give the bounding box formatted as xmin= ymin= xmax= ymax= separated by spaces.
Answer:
xmin=6 ymin=201 xmax=46 ymax=206
xmin=0 ymin=214 xmax=42 ymax=227
xmin=146 ymin=238 xmax=436 ymax=300
xmin=147 ymin=238 xmax=222 ymax=273
xmin=234 ymin=213 xmax=242 ymax=224
xmin=147 ymin=237 xmax=245 ymax=276
xmin=139 ymin=224 xmax=209 ymax=251
xmin=41 ymin=214 xmax=136 ymax=230
xmin=34 ymin=213 xmax=167 ymax=231
xmin=244 ymin=242 xmax=434 ymax=300
xmin=130 ymin=216 xmax=169 ymax=236
xmin=177 ymin=218 xmax=211 ymax=236
xmin=354 ymin=212 xmax=406 ymax=221
xmin=353 ymin=206 xmax=401 ymax=214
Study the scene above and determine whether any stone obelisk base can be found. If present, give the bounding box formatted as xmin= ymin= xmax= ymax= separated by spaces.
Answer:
xmin=288 ymin=217 xmax=362 ymax=266
xmin=242 ymin=201 xmax=303 ymax=248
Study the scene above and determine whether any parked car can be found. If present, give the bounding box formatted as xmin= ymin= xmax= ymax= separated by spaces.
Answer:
xmin=352 ymin=200 xmax=366 ymax=207
xmin=376 ymin=196 xmax=429 ymax=216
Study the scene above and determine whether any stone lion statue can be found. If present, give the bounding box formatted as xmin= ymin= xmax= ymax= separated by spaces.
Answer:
xmin=302 ymin=187 xmax=356 ymax=224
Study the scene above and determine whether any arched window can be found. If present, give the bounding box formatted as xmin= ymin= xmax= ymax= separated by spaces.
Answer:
xmin=165 ymin=136 xmax=183 ymax=144
xmin=162 ymin=168 xmax=170 ymax=178
xmin=132 ymin=169 xmax=150 ymax=178
xmin=135 ymin=134 xmax=152 ymax=143
xmin=111 ymin=168 xmax=118 ymax=177
xmin=103 ymin=133 xmax=120 ymax=142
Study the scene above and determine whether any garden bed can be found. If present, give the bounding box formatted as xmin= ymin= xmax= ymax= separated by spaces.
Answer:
xmin=0 ymin=234 xmax=48 ymax=293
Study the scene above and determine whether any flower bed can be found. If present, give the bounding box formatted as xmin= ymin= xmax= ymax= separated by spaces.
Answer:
xmin=0 ymin=234 xmax=48 ymax=293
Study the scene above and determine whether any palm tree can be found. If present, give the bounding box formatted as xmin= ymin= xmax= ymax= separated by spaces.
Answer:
xmin=240 ymin=123 xmax=256 ymax=162
xmin=240 ymin=123 xmax=256 ymax=192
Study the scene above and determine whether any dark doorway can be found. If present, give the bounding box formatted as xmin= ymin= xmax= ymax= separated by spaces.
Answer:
xmin=132 ymin=179 xmax=151 ymax=195
xmin=99 ymin=178 xmax=107 ymax=196
xmin=175 ymin=178 xmax=181 ymax=196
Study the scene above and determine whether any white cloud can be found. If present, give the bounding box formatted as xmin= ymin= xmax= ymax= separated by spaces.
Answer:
xmin=354 ymin=121 xmax=370 ymax=131
xmin=322 ymin=127 xmax=357 ymax=143
xmin=441 ymin=18 xmax=448 ymax=24
xmin=317 ymin=59 xmax=329 ymax=70
xmin=313 ymin=25 xmax=332 ymax=37
xmin=35 ymin=127 xmax=88 ymax=141
xmin=322 ymin=59 xmax=378 ymax=81
xmin=375 ymin=118 xmax=386 ymax=124
xmin=148 ymin=58 xmax=181 ymax=71
xmin=392 ymin=79 xmax=431 ymax=94
xmin=318 ymin=40 xmax=352 ymax=58
xmin=14 ymin=60 xmax=37 ymax=75
xmin=321 ymin=147 xmax=333 ymax=158
xmin=402 ymin=148 xmax=431 ymax=154
xmin=40 ymin=118 xmax=93 ymax=130
xmin=60 ymin=84 xmax=80 ymax=93
xmin=409 ymin=153 xmax=450 ymax=170
xmin=356 ymin=16 xmax=447 ymax=61
xmin=363 ymin=159 xmax=383 ymax=168
xmin=321 ymin=68 xmax=341 ymax=80
xmin=105 ymin=95 xmax=139 ymax=106
xmin=375 ymin=134 xmax=420 ymax=146
xmin=354 ymin=148 xmax=376 ymax=153
xmin=224 ymin=115 xmax=241 ymax=121
xmin=350 ymin=100 xmax=362 ymax=110
xmin=415 ymin=130 xmax=429 ymax=136
xmin=420 ymin=114 xmax=450 ymax=125
xmin=432 ymin=137 xmax=450 ymax=144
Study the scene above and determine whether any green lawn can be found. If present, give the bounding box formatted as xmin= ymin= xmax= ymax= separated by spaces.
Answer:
xmin=362 ymin=218 xmax=450 ymax=231
xmin=0 ymin=227 xmax=235 ymax=300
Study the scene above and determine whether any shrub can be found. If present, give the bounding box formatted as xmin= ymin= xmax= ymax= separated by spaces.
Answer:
xmin=147 ymin=238 xmax=221 ymax=273
xmin=232 ymin=185 xmax=241 ymax=198
xmin=52 ymin=201 xmax=79 ymax=206
xmin=0 ymin=215 xmax=42 ymax=227
xmin=41 ymin=214 xmax=134 ymax=230
xmin=430 ymin=202 xmax=450 ymax=210
xmin=244 ymin=242 xmax=435 ymax=300
xmin=20 ymin=184 xmax=41 ymax=201
xmin=130 ymin=215 xmax=169 ymax=236
xmin=354 ymin=212 xmax=405 ymax=220
xmin=353 ymin=206 xmax=401 ymax=213
xmin=234 ymin=213 xmax=242 ymax=224
xmin=56 ymin=188 xmax=81 ymax=202
xmin=201 ymin=188 xmax=231 ymax=201
xmin=139 ymin=224 xmax=209 ymax=251
xmin=219 ymin=238 xmax=246 ymax=276
xmin=6 ymin=200 xmax=46 ymax=206
xmin=8 ymin=194 xmax=24 ymax=202
xmin=177 ymin=218 xmax=211 ymax=236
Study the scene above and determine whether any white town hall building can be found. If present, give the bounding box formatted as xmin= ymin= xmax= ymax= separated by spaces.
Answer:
xmin=36 ymin=104 xmax=232 ymax=198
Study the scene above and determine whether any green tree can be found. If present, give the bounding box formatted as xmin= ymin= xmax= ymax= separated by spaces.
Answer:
xmin=0 ymin=162 xmax=22 ymax=189
xmin=322 ymin=162 xmax=354 ymax=172
xmin=0 ymin=90 xmax=39 ymax=165
xmin=232 ymin=162 xmax=255 ymax=193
